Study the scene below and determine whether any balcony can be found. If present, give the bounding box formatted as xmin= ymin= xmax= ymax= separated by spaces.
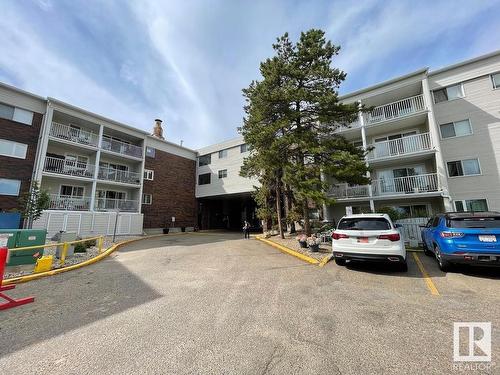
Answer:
xmin=98 ymin=166 xmax=141 ymax=185
xmin=329 ymin=173 xmax=440 ymax=199
xmin=49 ymin=122 xmax=99 ymax=147
xmin=95 ymin=198 xmax=140 ymax=212
xmin=48 ymin=195 xmax=91 ymax=211
xmin=365 ymin=94 xmax=426 ymax=125
xmin=43 ymin=157 xmax=95 ymax=178
xmin=101 ymin=137 xmax=143 ymax=158
xmin=334 ymin=118 xmax=361 ymax=132
xmin=367 ymin=133 xmax=433 ymax=161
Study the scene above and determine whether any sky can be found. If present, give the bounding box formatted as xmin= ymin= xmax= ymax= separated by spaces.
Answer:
xmin=1 ymin=0 xmax=500 ymax=149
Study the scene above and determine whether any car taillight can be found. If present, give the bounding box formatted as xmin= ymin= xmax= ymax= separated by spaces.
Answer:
xmin=440 ymin=231 xmax=464 ymax=238
xmin=332 ymin=232 xmax=349 ymax=240
xmin=378 ymin=233 xmax=400 ymax=242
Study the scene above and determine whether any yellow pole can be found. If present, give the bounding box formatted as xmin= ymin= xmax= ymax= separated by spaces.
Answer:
xmin=98 ymin=236 xmax=104 ymax=253
xmin=60 ymin=242 xmax=68 ymax=266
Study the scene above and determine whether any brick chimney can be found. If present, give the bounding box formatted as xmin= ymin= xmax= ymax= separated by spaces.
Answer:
xmin=152 ymin=119 xmax=164 ymax=140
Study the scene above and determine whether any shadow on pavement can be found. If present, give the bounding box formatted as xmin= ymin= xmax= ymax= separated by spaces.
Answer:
xmin=0 ymin=256 xmax=162 ymax=358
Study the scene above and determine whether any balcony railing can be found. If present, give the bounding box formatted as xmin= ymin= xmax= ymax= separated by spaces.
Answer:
xmin=98 ymin=166 xmax=141 ymax=185
xmin=95 ymin=198 xmax=139 ymax=212
xmin=48 ymin=195 xmax=91 ymax=211
xmin=334 ymin=118 xmax=361 ymax=132
xmin=101 ymin=137 xmax=143 ymax=158
xmin=367 ymin=133 xmax=433 ymax=160
xmin=49 ymin=122 xmax=99 ymax=147
xmin=329 ymin=173 xmax=440 ymax=199
xmin=366 ymin=94 xmax=426 ymax=125
xmin=43 ymin=157 xmax=95 ymax=178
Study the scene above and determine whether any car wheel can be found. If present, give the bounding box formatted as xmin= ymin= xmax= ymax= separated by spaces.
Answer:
xmin=423 ymin=242 xmax=433 ymax=256
xmin=334 ymin=258 xmax=346 ymax=266
xmin=435 ymin=245 xmax=452 ymax=272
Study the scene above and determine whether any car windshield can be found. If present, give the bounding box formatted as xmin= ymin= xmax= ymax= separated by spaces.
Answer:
xmin=338 ymin=218 xmax=391 ymax=230
xmin=448 ymin=217 xmax=500 ymax=229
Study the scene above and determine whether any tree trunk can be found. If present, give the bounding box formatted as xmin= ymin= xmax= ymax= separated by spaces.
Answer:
xmin=284 ymin=185 xmax=296 ymax=234
xmin=303 ymin=203 xmax=311 ymax=236
xmin=275 ymin=177 xmax=285 ymax=239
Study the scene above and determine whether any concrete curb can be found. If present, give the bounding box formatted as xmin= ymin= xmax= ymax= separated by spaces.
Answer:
xmin=318 ymin=255 xmax=333 ymax=267
xmin=2 ymin=233 xmax=171 ymax=285
xmin=256 ymin=237 xmax=320 ymax=265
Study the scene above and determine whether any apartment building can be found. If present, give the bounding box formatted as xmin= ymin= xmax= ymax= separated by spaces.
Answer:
xmin=0 ymin=83 xmax=46 ymax=214
xmin=194 ymin=50 xmax=500 ymax=225
xmin=196 ymin=138 xmax=258 ymax=230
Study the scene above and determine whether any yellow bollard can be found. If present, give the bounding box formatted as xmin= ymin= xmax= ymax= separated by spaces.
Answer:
xmin=60 ymin=242 xmax=69 ymax=266
xmin=98 ymin=236 xmax=104 ymax=253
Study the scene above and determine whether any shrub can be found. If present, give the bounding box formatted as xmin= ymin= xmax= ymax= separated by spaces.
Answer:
xmin=377 ymin=206 xmax=403 ymax=222
xmin=74 ymin=243 xmax=87 ymax=253
xmin=84 ymin=239 xmax=97 ymax=248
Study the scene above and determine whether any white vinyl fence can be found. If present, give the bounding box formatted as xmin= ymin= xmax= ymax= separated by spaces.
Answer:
xmin=395 ymin=217 xmax=430 ymax=247
xmin=33 ymin=211 xmax=144 ymax=238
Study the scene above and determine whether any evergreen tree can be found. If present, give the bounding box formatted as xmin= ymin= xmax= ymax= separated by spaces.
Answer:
xmin=241 ymin=29 xmax=370 ymax=235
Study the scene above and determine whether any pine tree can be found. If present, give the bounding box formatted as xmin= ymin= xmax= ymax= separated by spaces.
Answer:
xmin=241 ymin=29 xmax=370 ymax=236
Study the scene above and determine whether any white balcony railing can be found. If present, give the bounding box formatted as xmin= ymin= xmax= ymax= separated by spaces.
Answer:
xmin=98 ymin=166 xmax=141 ymax=185
xmin=334 ymin=118 xmax=361 ymax=132
xmin=43 ymin=157 xmax=95 ymax=178
xmin=49 ymin=122 xmax=99 ymax=147
xmin=48 ymin=194 xmax=91 ymax=211
xmin=367 ymin=133 xmax=433 ymax=160
xmin=329 ymin=173 xmax=440 ymax=199
xmin=101 ymin=137 xmax=143 ymax=158
xmin=366 ymin=94 xmax=426 ymax=125
xmin=94 ymin=198 xmax=140 ymax=212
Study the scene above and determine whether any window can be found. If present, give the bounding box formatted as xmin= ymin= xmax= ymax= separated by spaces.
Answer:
xmin=491 ymin=73 xmax=500 ymax=89
xmin=218 ymin=169 xmax=227 ymax=179
xmin=198 ymin=154 xmax=211 ymax=166
xmin=447 ymin=158 xmax=481 ymax=177
xmin=0 ymin=103 xmax=33 ymax=125
xmin=198 ymin=173 xmax=211 ymax=185
xmin=0 ymin=178 xmax=21 ymax=196
xmin=454 ymin=199 xmax=488 ymax=212
xmin=146 ymin=147 xmax=156 ymax=158
xmin=431 ymin=216 xmax=440 ymax=227
xmin=144 ymin=169 xmax=154 ymax=180
xmin=337 ymin=217 xmax=391 ymax=230
xmin=440 ymin=119 xmax=472 ymax=139
xmin=218 ymin=149 xmax=228 ymax=159
xmin=393 ymin=204 xmax=429 ymax=218
xmin=0 ymin=139 xmax=27 ymax=159
xmin=60 ymin=185 xmax=84 ymax=197
xmin=142 ymin=194 xmax=152 ymax=205
xmin=240 ymin=144 xmax=249 ymax=153
xmin=433 ymin=84 xmax=464 ymax=103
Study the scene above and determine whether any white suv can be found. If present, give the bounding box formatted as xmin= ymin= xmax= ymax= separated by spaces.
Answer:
xmin=332 ymin=214 xmax=407 ymax=271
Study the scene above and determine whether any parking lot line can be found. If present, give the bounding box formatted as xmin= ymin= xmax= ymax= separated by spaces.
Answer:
xmin=412 ymin=252 xmax=440 ymax=296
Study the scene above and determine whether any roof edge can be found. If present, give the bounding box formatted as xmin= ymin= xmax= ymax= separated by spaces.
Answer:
xmin=429 ymin=49 xmax=500 ymax=76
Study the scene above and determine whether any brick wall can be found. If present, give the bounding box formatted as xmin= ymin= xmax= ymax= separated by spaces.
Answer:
xmin=0 ymin=112 xmax=43 ymax=211
xmin=142 ymin=149 xmax=197 ymax=228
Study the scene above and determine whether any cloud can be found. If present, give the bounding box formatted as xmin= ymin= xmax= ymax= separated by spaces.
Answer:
xmin=1 ymin=0 xmax=500 ymax=149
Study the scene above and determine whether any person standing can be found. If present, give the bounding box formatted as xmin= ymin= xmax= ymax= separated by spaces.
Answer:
xmin=243 ymin=220 xmax=250 ymax=239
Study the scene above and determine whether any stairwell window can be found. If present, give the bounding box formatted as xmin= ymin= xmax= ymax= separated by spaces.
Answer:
xmin=144 ymin=169 xmax=154 ymax=180
xmin=142 ymin=194 xmax=152 ymax=205
xmin=218 ymin=169 xmax=227 ymax=179
xmin=439 ymin=119 xmax=472 ymax=139
xmin=447 ymin=158 xmax=481 ymax=177
xmin=433 ymin=84 xmax=464 ymax=103
xmin=492 ymin=73 xmax=500 ymax=89
xmin=198 ymin=154 xmax=211 ymax=166
xmin=198 ymin=173 xmax=211 ymax=185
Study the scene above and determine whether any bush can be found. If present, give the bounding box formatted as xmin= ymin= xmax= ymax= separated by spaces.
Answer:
xmin=377 ymin=206 xmax=403 ymax=222
xmin=74 ymin=243 xmax=87 ymax=253
xmin=84 ymin=239 xmax=97 ymax=248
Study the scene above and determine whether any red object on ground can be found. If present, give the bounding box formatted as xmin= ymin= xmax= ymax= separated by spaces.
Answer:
xmin=0 ymin=246 xmax=35 ymax=311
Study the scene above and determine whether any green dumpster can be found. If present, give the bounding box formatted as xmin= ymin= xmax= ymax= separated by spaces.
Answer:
xmin=5 ymin=229 xmax=48 ymax=266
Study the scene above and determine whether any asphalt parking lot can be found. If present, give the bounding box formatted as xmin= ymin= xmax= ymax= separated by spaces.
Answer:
xmin=1 ymin=232 xmax=499 ymax=374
